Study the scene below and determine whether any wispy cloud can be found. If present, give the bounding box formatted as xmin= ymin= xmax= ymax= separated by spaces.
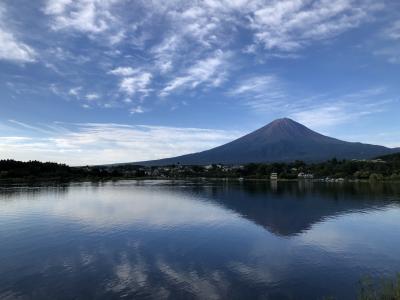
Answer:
xmin=290 ymin=105 xmax=366 ymax=128
xmin=0 ymin=121 xmax=241 ymax=165
xmin=160 ymin=50 xmax=230 ymax=97
xmin=108 ymin=67 xmax=153 ymax=99
xmin=7 ymin=120 xmax=53 ymax=135
xmin=230 ymin=73 xmax=393 ymax=129
xmin=69 ymin=87 xmax=82 ymax=97
xmin=35 ymin=0 xmax=388 ymax=109
xmin=374 ymin=46 xmax=400 ymax=64
xmin=130 ymin=106 xmax=145 ymax=114
xmin=109 ymin=67 xmax=137 ymax=77
xmin=119 ymin=73 xmax=152 ymax=98
xmin=228 ymin=75 xmax=287 ymax=111
xmin=289 ymin=88 xmax=393 ymax=128
xmin=85 ymin=93 xmax=100 ymax=101
xmin=44 ymin=0 xmax=118 ymax=34
xmin=384 ymin=20 xmax=400 ymax=41
xmin=250 ymin=0 xmax=382 ymax=52
xmin=0 ymin=3 xmax=36 ymax=63
xmin=374 ymin=20 xmax=400 ymax=64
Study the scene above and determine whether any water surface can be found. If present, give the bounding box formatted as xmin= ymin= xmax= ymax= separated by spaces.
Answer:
xmin=1 ymin=180 xmax=400 ymax=299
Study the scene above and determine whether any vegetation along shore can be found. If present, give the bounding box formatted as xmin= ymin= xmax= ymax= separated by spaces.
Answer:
xmin=1 ymin=152 xmax=400 ymax=182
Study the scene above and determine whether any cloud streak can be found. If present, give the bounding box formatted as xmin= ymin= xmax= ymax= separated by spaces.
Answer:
xmin=161 ymin=50 xmax=230 ymax=97
xmin=44 ymin=0 xmax=118 ymax=34
xmin=289 ymin=88 xmax=393 ymax=128
xmin=250 ymin=0 xmax=382 ymax=52
xmin=0 ymin=3 xmax=36 ymax=63
xmin=228 ymin=75 xmax=287 ymax=111
xmin=230 ymin=74 xmax=394 ymax=129
xmin=0 ymin=121 xmax=241 ymax=165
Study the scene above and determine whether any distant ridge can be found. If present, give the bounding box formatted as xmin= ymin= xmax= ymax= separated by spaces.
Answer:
xmin=133 ymin=118 xmax=398 ymax=166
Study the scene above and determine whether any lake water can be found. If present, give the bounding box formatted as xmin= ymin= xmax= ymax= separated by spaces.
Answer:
xmin=1 ymin=180 xmax=400 ymax=299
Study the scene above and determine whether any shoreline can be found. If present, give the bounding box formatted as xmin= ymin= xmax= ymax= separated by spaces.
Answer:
xmin=1 ymin=176 xmax=400 ymax=185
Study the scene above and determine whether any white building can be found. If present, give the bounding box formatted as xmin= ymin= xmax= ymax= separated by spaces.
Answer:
xmin=298 ymin=172 xmax=314 ymax=179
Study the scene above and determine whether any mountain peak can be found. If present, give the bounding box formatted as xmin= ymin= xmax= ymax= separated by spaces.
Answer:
xmin=268 ymin=118 xmax=302 ymax=128
xmin=270 ymin=117 xmax=296 ymax=124
xmin=134 ymin=118 xmax=396 ymax=165
xmin=253 ymin=117 xmax=312 ymax=141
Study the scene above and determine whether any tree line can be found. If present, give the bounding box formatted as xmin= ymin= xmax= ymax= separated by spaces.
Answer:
xmin=1 ymin=152 xmax=400 ymax=181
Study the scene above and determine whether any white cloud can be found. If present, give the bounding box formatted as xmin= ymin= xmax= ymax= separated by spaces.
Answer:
xmin=250 ymin=0 xmax=381 ymax=52
xmin=7 ymin=120 xmax=53 ymax=135
xmin=228 ymin=75 xmax=287 ymax=111
xmin=139 ymin=0 xmax=380 ymax=99
xmin=109 ymin=67 xmax=137 ymax=76
xmin=44 ymin=0 xmax=73 ymax=15
xmin=161 ymin=50 xmax=230 ymax=97
xmin=290 ymin=105 xmax=358 ymax=128
xmin=0 ymin=121 xmax=241 ymax=165
xmin=39 ymin=0 xmax=385 ymax=104
xmin=0 ymin=4 xmax=36 ymax=63
xmin=289 ymin=88 xmax=391 ymax=128
xmin=372 ymin=21 xmax=400 ymax=64
xmin=374 ymin=21 xmax=400 ymax=64
xmin=109 ymin=29 xmax=125 ymax=45
xmin=44 ymin=0 xmax=118 ymax=33
xmin=150 ymin=35 xmax=180 ymax=74
xmin=384 ymin=20 xmax=400 ymax=41
xmin=119 ymin=72 xmax=152 ymax=97
xmin=229 ymin=74 xmax=392 ymax=127
xmin=130 ymin=106 xmax=144 ymax=114
xmin=0 ymin=30 xmax=36 ymax=63
xmin=109 ymin=67 xmax=153 ymax=99
xmin=86 ymin=93 xmax=100 ymax=100
xmin=49 ymin=83 xmax=61 ymax=95
xmin=69 ymin=86 xmax=82 ymax=97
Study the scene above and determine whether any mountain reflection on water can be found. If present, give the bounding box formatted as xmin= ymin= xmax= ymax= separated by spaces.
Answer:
xmin=200 ymin=180 xmax=400 ymax=236
xmin=0 ymin=180 xmax=400 ymax=300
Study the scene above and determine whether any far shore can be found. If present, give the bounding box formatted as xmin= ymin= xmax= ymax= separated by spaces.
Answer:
xmin=1 ymin=176 xmax=400 ymax=185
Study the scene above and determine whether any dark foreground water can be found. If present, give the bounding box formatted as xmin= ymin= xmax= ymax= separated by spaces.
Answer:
xmin=1 ymin=180 xmax=400 ymax=300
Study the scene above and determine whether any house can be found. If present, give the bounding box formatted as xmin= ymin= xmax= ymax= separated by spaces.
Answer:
xmin=298 ymin=172 xmax=314 ymax=179
xmin=270 ymin=173 xmax=278 ymax=180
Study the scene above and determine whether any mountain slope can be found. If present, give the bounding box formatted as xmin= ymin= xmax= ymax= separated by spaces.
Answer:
xmin=135 ymin=118 xmax=397 ymax=166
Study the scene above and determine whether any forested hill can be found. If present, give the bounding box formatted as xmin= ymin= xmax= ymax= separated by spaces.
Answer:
xmin=377 ymin=152 xmax=400 ymax=163
xmin=0 ymin=160 xmax=114 ymax=180
xmin=0 ymin=160 xmax=71 ymax=177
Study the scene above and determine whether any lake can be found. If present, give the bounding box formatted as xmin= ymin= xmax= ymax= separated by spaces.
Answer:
xmin=1 ymin=180 xmax=400 ymax=299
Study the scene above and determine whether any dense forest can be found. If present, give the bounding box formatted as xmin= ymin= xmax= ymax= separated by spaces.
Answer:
xmin=1 ymin=152 xmax=400 ymax=181
xmin=228 ymin=155 xmax=400 ymax=180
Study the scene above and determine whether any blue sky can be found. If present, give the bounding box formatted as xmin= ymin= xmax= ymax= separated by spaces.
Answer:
xmin=0 ymin=0 xmax=399 ymax=165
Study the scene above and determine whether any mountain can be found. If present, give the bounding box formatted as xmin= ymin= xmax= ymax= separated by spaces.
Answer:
xmin=135 ymin=118 xmax=398 ymax=166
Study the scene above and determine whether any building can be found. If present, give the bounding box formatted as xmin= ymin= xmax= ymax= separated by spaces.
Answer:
xmin=298 ymin=172 xmax=314 ymax=179
xmin=270 ymin=172 xmax=278 ymax=180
